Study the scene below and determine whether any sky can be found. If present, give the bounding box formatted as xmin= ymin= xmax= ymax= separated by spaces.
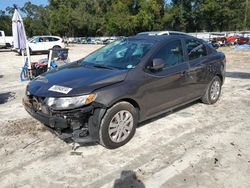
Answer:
xmin=0 ymin=0 xmax=48 ymax=11
xmin=0 ymin=0 xmax=172 ymax=11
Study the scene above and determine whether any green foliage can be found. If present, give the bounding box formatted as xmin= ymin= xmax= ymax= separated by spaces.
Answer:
xmin=0 ymin=0 xmax=249 ymax=37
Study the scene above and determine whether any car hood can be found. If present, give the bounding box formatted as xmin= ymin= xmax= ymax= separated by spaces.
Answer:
xmin=27 ymin=62 xmax=128 ymax=97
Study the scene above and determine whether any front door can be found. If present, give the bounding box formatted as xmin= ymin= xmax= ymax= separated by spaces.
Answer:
xmin=184 ymin=38 xmax=211 ymax=98
xmin=142 ymin=39 xmax=192 ymax=117
xmin=29 ymin=37 xmax=45 ymax=51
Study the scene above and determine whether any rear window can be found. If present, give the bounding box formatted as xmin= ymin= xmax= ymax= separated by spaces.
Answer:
xmin=51 ymin=37 xmax=59 ymax=41
xmin=185 ymin=39 xmax=207 ymax=60
xmin=46 ymin=37 xmax=60 ymax=42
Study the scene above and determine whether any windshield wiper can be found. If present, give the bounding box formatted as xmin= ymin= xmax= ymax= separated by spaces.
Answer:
xmin=92 ymin=64 xmax=117 ymax=70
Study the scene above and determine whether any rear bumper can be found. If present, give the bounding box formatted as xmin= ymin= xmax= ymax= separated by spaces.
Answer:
xmin=23 ymin=97 xmax=106 ymax=143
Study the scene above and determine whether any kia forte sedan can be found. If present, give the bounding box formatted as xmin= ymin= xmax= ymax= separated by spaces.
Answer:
xmin=23 ymin=35 xmax=226 ymax=149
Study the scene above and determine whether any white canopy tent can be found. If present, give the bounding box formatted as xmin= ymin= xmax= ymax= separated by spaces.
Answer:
xmin=12 ymin=9 xmax=31 ymax=71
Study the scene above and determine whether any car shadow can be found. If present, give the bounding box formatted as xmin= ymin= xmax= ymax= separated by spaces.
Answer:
xmin=0 ymin=49 xmax=12 ymax=52
xmin=226 ymin=71 xmax=250 ymax=79
xmin=0 ymin=92 xmax=15 ymax=104
xmin=0 ymin=75 xmax=3 ymax=78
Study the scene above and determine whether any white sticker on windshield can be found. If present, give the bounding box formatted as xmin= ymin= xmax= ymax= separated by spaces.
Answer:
xmin=48 ymin=85 xmax=72 ymax=94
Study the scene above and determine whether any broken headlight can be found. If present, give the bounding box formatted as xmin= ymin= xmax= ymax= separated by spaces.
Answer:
xmin=45 ymin=94 xmax=96 ymax=110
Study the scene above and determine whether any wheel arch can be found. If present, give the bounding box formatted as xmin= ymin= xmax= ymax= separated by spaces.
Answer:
xmin=116 ymin=98 xmax=140 ymax=110
xmin=52 ymin=45 xmax=61 ymax=49
xmin=216 ymin=73 xmax=223 ymax=83
xmin=108 ymin=98 xmax=141 ymax=120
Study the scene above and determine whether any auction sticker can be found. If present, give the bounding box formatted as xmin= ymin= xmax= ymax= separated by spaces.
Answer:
xmin=48 ymin=85 xmax=72 ymax=94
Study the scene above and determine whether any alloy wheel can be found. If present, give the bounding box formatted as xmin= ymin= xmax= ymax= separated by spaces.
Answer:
xmin=108 ymin=110 xmax=134 ymax=143
xmin=210 ymin=80 xmax=221 ymax=101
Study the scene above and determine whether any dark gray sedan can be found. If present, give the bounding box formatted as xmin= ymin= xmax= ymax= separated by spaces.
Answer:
xmin=23 ymin=35 xmax=226 ymax=149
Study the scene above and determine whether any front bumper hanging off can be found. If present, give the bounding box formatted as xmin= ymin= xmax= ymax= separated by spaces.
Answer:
xmin=23 ymin=95 xmax=106 ymax=143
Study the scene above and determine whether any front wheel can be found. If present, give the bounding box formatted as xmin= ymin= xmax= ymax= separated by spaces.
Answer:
xmin=99 ymin=102 xmax=138 ymax=149
xmin=201 ymin=76 xmax=222 ymax=104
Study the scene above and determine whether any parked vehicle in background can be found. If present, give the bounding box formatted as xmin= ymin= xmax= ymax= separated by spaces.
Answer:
xmin=103 ymin=38 xmax=116 ymax=44
xmin=0 ymin=30 xmax=13 ymax=49
xmin=137 ymin=31 xmax=189 ymax=36
xmin=237 ymin=37 xmax=250 ymax=45
xmin=209 ymin=33 xmax=226 ymax=46
xmin=207 ymin=41 xmax=220 ymax=49
xmin=239 ymin=31 xmax=250 ymax=38
xmin=225 ymin=34 xmax=238 ymax=45
xmin=80 ymin=38 xmax=87 ymax=44
xmin=23 ymin=35 xmax=226 ymax=149
xmin=95 ymin=39 xmax=103 ymax=44
xmin=87 ymin=37 xmax=98 ymax=44
xmin=66 ymin=37 xmax=75 ymax=44
xmin=189 ymin=32 xmax=210 ymax=41
xmin=27 ymin=36 xmax=65 ymax=54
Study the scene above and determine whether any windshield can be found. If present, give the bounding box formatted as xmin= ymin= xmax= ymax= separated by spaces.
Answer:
xmin=81 ymin=39 xmax=153 ymax=70
xmin=28 ymin=36 xmax=36 ymax=42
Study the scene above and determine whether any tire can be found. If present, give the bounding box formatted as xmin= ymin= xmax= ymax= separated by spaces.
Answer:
xmin=27 ymin=48 xmax=32 ymax=55
xmin=201 ymin=76 xmax=222 ymax=105
xmin=18 ymin=49 xmax=22 ymax=56
xmin=99 ymin=102 xmax=138 ymax=149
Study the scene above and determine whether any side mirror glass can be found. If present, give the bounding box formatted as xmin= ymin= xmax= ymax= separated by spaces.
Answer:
xmin=149 ymin=58 xmax=165 ymax=71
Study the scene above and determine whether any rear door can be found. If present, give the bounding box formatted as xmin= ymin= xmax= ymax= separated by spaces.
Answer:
xmin=44 ymin=37 xmax=59 ymax=50
xmin=184 ymin=38 xmax=211 ymax=98
xmin=142 ymin=39 xmax=191 ymax=117
xmin=43 ymin=37 xmax=52 ymax=50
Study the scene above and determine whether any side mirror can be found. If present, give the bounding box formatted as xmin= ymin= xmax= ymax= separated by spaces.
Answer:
xmin=148 ymin=58 xmax=165 ymax=71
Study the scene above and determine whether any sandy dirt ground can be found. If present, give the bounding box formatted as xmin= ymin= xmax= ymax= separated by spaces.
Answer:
xmin=0 ymin=45 xmax=249 ymax=188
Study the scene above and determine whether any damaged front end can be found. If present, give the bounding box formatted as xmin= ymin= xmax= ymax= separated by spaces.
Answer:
xmin=23 ymin=94 xmax=106 ymax=143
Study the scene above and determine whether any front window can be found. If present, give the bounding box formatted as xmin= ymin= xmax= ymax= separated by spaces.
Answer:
xmin=29 ymin=37 xmax=38 ymax=43
xmin=81 ymin=39 xmax=153 ymax=70
xmin=153 ymin=40 xmax=184 ymax=68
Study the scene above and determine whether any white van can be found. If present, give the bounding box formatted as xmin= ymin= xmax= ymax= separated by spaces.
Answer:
xmin=0 ymin=30 xmax=13 ymax=49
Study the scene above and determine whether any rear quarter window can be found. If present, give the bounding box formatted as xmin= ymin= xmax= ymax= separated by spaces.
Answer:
xmin=186 ymin=39 xmax=207 ymax=60
xmin=51 ymin=37 xmax=59 ymax=41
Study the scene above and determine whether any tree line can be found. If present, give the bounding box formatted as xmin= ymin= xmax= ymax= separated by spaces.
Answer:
xmin=0 ymin=0 xmax=249 ymax=37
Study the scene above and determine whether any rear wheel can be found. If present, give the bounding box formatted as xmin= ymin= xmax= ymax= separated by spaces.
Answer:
xmin=201 ymin=76 xmax=222 ymax=104
xmin=52 ymin=45 xmax=61 ymax=50
xmin=28 ymin=48 xmax=32 ymax=55
xmin=99 ymin=102 xmax=138 ymax=149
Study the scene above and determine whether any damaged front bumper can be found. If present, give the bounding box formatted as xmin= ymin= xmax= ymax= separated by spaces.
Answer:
xmin=23 ymin=95 xmax=106 ymax=143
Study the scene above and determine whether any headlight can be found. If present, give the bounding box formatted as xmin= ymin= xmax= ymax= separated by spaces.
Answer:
xmin=45 ymin=94 xmax=96 ymax=110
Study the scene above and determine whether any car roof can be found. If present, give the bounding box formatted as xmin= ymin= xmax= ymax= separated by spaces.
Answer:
xmin=137 ymin=31 xmax=189 ymax=36
xmin=127 ymin=34 xmax=199 ymax=44
xmin=32 ymin=36 xmax=61 ymax=38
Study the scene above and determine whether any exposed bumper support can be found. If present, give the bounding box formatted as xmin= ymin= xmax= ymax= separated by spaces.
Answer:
xmin=23 ymin=98 xmax=106 ymax=143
